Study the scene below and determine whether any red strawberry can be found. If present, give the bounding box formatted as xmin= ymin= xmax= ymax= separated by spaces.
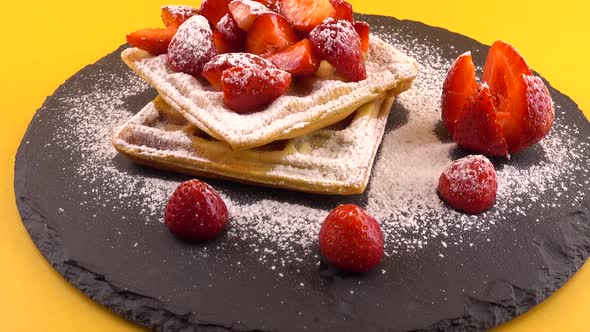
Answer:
xmin=228 ymin=0 xmax=272 ymax=31
xmin=126 ymin=27 xmax=177 ymax=56
xmin=213 ymin=14 xmax=247 ymax=54
xmin=353 ymin=21 xmax=370 ymax=53
xmin=309 ymin=18 xmax=366 ymax=82
xmin=453 ymin=84 xmax=509 ymax=157
xmin=199 ymin=0 xmax=233 ymax=26
xmin=245 ymin=13 xmax=299 ymax=57
xmin=266 ymin=39 xmax=320 ymax=76
xmin=167 ymin=15 xmax=217 ymax=76
xmin=441 ymin=51 xmax=478 ymax=137
xmin=202 ymin=53 xmax=275 ymax=90
xmin=161 ymin=5 xmax=198 ymax=27
xmin=280 ymin=0 xmax=336 ymax=32
xmin=483 ymin=41 xmax=553 ymax=154
xmin=164 ymin=179 xmax=228 ymax=241
xmin=437 ymin=155 xmax=497 ymax=214
xmin=319 ymin=204 xmax=383 ymax=273
xmin=330 ymin=0 xmax=354 ymax=22
xmin=221 ymin=66 xmax=292 ymax=113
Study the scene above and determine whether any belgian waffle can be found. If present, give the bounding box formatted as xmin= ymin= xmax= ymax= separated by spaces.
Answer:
xmin=121 ymin=35 xmax=417 ymax=151
xmin=112 ymin=94 xmax=395 ymax=195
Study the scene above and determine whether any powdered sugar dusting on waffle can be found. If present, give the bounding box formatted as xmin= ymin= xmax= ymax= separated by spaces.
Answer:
xmin=205 ymin=53 xmax=275 ymax=72
xmin=49 ymin=28 xmax=590 ymax=274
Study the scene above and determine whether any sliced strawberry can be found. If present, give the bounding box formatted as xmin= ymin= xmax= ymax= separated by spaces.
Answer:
xmin=213 ymin=14 xmax=247 ymax=54
xmin=353 ymin=21 xmax=370 ymax=53
xmin=167 ymin=16 xmax=217 ymax=76
xmin=126 ymin=27 xmax=177 ymax=55
xmin=266 ymin=39 xmax=320 ymax=76
xmin=161 ymin=5 xmax=198 ymax=27
xmin=228 ymin=0 xmax=272 ymax=31
xmin=199 ymin=0 xmax=233 ymax=26
xmin=309 ymin=18 xmax=366 ymax=82
xmin=441 ymin=52 xmax=478 ymax=137
xmin=330 ymin=0 xmax=354 ymax=22
xmin=202 ymin=53 xmax=275 ymax=90
xmin=255 ymin=0 xmax=281 ymax=12
xmin=280 ymin=0 xmax=336 ymax=32
xmin=245 ymin=13 xmax=299 ymax=57
xmin=453 ymin=84 xmax=509 ymax=157
xmin=221 ymin=66 xmax=292 ymax=113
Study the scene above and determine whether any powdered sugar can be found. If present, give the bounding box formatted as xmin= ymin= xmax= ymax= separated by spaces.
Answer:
xmin=167 ymin=15 xmax=216 ymax=76
xmin=49 ymin=27 xmax=590 ymax=274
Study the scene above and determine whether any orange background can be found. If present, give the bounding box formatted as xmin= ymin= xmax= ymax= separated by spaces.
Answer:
xmin=1 ymin=0 xmax=589 ymax=331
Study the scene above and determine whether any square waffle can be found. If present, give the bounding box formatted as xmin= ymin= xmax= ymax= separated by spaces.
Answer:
xmin=121 ymin=35 xmax=417 ymax=151
xmin=112 ymin=94 xmax=395 ymax=195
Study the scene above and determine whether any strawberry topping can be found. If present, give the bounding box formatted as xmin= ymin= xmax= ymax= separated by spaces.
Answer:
xmin=245 ymin=13 xmax=299 ymax=57
xmin=165 ymin=179 xmax=228 ymax=241
xmin=229 ymin=0 xmax=272 ymax=31
xmin=161 ymin=5 xmax=198 ymax=27
xmin=353 ymin=21 xmax=370 ymax=53
xmin=280 ymin=0 xmax=336 ymax=32
xmin=330 ymin=0 xmax=354 ymax=22
xmin=221 ymin=66 xmax=292 ymax=113
xmin=126 ymin=27 xmax=177 ymax=56
xmin=199 ymin=0 xmax=233 ymax=26
xmin=203 ymin=53 xmax=275 ymax=90
xmin=309 ymin=18 xmax=366 ymax=82
xmin=167 ymin=15 xmax=217 ymax=76
xmin=319 ymin=204 xmax=383 ymax=273
xmin=437 ymin=155 xmax=497 ymax=214
xmin=213 ymin=14 xmax=247 ymax=54
xmin=266 ymin=39 xmax=320 ymax=76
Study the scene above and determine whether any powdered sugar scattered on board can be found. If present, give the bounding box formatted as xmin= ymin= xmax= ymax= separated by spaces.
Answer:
xmin=50 ymin=28 xmax=590 ymax=273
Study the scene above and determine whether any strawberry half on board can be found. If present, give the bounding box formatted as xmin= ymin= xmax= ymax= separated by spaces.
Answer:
xmin=441 ymin=41 xmax=554 ymax=157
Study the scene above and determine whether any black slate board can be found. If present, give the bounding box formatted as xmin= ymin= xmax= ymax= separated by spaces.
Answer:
xmin=14 ymin=14 xmax=590 ymax=331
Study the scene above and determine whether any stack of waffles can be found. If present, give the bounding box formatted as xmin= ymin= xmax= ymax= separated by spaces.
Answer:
xmin=113 ymin=35 xmax=419 ymax=195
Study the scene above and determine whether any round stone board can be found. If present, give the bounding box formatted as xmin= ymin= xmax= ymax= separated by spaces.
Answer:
xmin=15 ymin=14 xmax=590 ymax=331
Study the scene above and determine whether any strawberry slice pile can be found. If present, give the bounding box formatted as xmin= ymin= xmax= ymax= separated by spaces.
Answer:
xmin=126 ymin=0 xmax=371 ymax=113
xmin=441 ymin=41 xmax=554 ymax=156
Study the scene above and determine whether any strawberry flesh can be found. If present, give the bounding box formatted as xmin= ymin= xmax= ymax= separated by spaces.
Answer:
xmin=280 ymin=0 xmax=336 ymax=32
xmin=453 ymin=84 xmax=509 ymax=157
xmin=437 ymin=155 xmax=497 ymax=214
xmin=213 ymin=14 xmax=247 ymax=54
xmin=245 ymin=13 xmax=299 ymax=57
xmin=441 ymin=51 xmax=478 ymax=137
xmin=161 ymin=5 xmax=198 ymax=27
xmin=319 ymin=204 xmax=383 ymax=273
xmin=309 ymin=18 xmax=366 ymax=82
xmin=330 ymin=0 xmax=354 ymax=22
xmin=266 ymin=39 xmax=320 ymax=76
xmin=168 ymin=16 xmax=217 ymax=76
xmin=199 ymin=0 xmax=233 ymax=26
xmin=254 ymin=0 xmax=281 ymax=12
xmin=353 ymin=21 xmax=370 ymax=53
xmin=126 ymin=27 xmax=177 ymax=55
xmin=203 ymin=53 xmax=275 ymax=90
xmin=221 ymin=66 xmax=292 ymax=113
xmin=228 ymin=0 xmax=272 ymax=31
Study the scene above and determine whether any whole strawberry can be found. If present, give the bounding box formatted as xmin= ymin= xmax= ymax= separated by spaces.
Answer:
xmin=165 ymin=179 xmax=228 ymax=241
xmin=319 ymin=204 xmax=383 ymax=273
xmin=437 ymin=155 xmax=497 ymax=214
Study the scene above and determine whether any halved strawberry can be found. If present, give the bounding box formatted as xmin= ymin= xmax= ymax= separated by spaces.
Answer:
xmin=280 ymin=0 xmax=336 ymax=32
xmin=453 ymin=84 xmax=509 ymax=157
xmin=309 ymin=18 xmax=366 ymax=82
xmin=202 ymin=53 xmax=275 ymax=90
xmin=266 ymin=39 xmax=320 ymax=76
xmin=167 ymin=16 xmax=217 ymax=76
xmin=199 ymin=0 xmax=233 ymax=26
xmin=330 ymin=0 xmax=354 ymax=22
xmin=441 ymin=51 xmax=478 ymax=137
xmin=213 ymin=14 xmax=247 ymax=53
xmin=353 ymin=21 xmax=370 ymax=53
xmin=221 ymin=66 xmax=292 ymax=113
xmin=255 ymin=0 xmax=281 ymax=12
xmin=126 ymin=27 xmax=177 ymax=55
xmin=161 ymin=5 xmax=198 ymax=27
xmin=228 ymin=0 xmax=272 ymax=31
xmin=245 ymin=13 xmax=299 ymax=57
